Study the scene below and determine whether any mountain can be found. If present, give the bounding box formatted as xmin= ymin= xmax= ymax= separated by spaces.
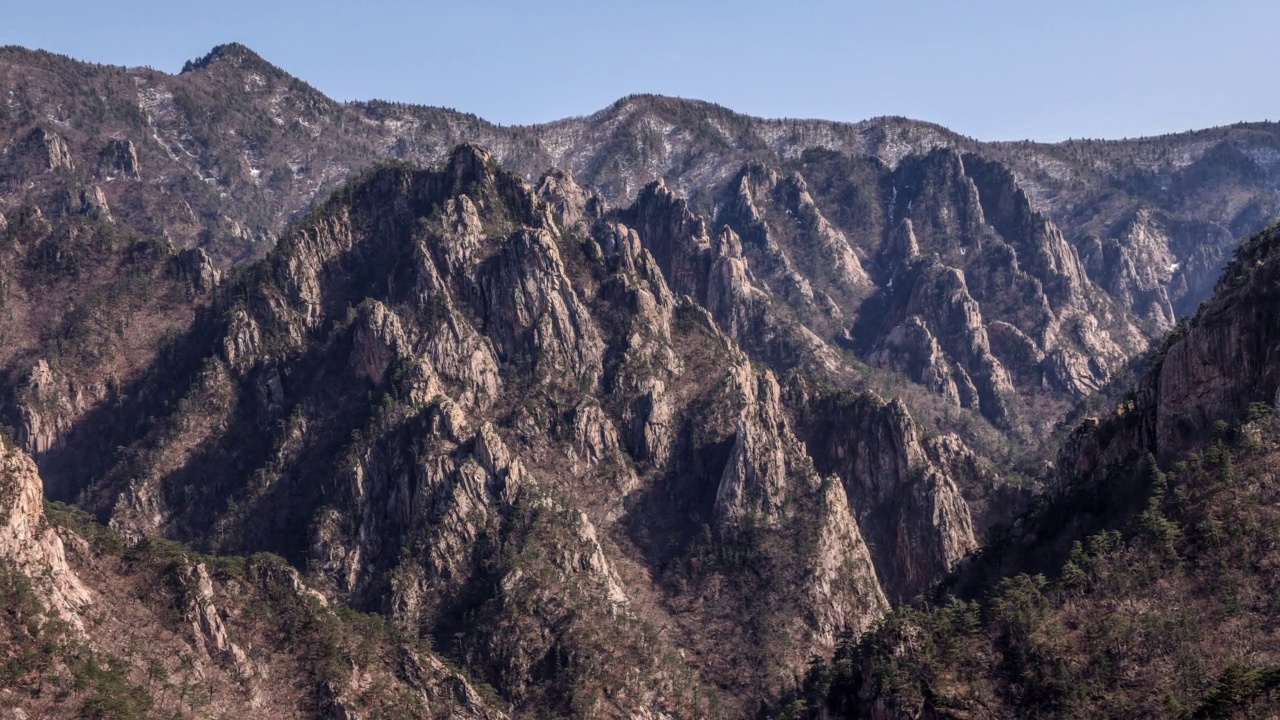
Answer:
xmin=3 ymin=43 xmax=1278 ymax=445
xmin=4 ymin=144 xmax=960 ymax=716
xmin=2 ymin=42 xmax=1280 ymax=718
xmin=0 ymin=435 xmax=508 ymax=719
xmin=786 ymin=222 xmax=1280 ymax=718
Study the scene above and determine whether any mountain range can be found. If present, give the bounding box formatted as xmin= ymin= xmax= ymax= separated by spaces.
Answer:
xmin=1 ymin=42 xmax=1279 ymax=718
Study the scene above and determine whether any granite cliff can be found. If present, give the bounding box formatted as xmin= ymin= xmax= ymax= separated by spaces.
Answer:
xmin=787 ymin=222 xmax=1280 ymax=719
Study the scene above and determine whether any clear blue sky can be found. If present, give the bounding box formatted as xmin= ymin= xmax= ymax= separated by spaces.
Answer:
xmin=4 ymin=1 xmax=1278 ymax=141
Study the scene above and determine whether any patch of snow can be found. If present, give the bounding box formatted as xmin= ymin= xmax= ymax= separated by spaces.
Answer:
xmin=1244 ymin=145 xmax=1280 ymax=170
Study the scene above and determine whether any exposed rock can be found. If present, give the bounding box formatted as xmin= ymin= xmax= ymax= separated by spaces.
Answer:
xmin=885 ymin=218 xmax=921 ymax=263
xmin=964 ymin=153 xmax=1090 ymax=309
xmin=714 ymin=367 xmax=792 ymax=524
xmin=349 ymin=300 xmax=408 ymax=384
xmin=875 ymin=259 xmax=1016 ymax=427
xmin=986 ymin=320 xmax=1044 ymax=383
xmin=727 ymin=164 xmax=870 ymax=306
xmin=280 ymin=212 xmax=360 ymax=332
xmin=446 ymin=142 xmax=495 ymax=187
xmin=174 ymin=246 xmax=221 ymax=292
xmin=1075 ymin=209 xmax=1193 ymax=332
xmin=789 ymin=384 xmax=979 ymax=602
xmin=78 ymin=185 xmax=112 ymax=222
xmin=535 ymin=169 xmax=601 ymax=233
xmin=622 ymin=180 xmax=711 ymax=301
xmin=14 ymin=136 xmax=1268 ymax=715
xmin=181 ymin=562 xmax=253 ymax=678
xmin=566 ymin=401 xmax=623 ymax=471
xmin=15 ymin=360 xmax=98 ymax=456
xmin=1043 ymin=347 xmax=1108 ymax=398
xmin=1051 ymin=223 xmax=1280 ymax=499
xmin=868 ymin=316 xmax=963 ymax=407
xmin=53 ymin=185 xmax=114 ymax=222
xmin=7 ymin=42 xmax=1280 ymax=715
xmin=622 ymin=377 xmax=674 ymax=467
xmin=0 ymin=442 xmax=93 ymax=629
xmin=99 ymin=138 xmax=140 ymax=178
xmin=806 ymin=476 xmax=890 ymax=640
xmin=705 ymin=227 xmax=766 ymax=339
xmin=221 ymin=308 xmax=262 ymax=370
xmin=479 ymin=228 xmax=604 ymax=387
xmin=28 ymin=127 xmax=74 ymax=171
xmin=561 ymin=510 xmax=629 ymax=607
xmin=724 ymin=166 xmax=818 ymax=309
xmin=398 ymin=647 xmax=510 ymax=719
xmin=1147 ymin=236 xmax=1280 ymax=453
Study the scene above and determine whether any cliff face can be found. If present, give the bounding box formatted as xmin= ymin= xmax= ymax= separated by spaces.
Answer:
xmin=2 ymin=43 xmax=1280 ymax=718
xmin=786 ymin=383 xmax=982 ymax=603
xmin=1054 ymin=223 xmax=1280 ymax=492
xmin=1 ymin=46 xmax=1275 ymax=377
xmin=0 ymin=146 xmax=989 ymax=715
xmin=3 ymin=132 xmax=1270 ymax=713
xmin=794 ymin=220 xmax=1280 ymax=720
xmin=0 ymin=441 xmax=509 ymax=719
xmin=0 ymin=440 xmax=92 ymax=628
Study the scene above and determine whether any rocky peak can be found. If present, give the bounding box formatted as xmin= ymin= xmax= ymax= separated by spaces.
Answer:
xmin=1076 ymin=208 xmax=1179 ymax=331
xmin=888 ymin=148 xmax=985 ymax=248
xmin=786 ymin=383 xmax=978 ymax=601
xmin=535 ymin=168 xmax=601 ymax=233
xmin=59 ymin=184 xmax=113 ymax=222
xmin=882 ymin=258 xmax=1016 ymax=427
xmin=714 ymin=366 xmax=793 ymax=524
xmin=446 ymin=142 xmax=496 ymax=187
xmin=350 ymin=300 xmax=409 ymax=384
xmin=622 ymin=179 xmax=713 ymax=300
xmin=180 ymin=42 xmax=276 ymax=75
xmin=962 ymin=153 xmax=1090 ymax=309
xmin=174 ymin=246 xmax=221 ymax=292
xmin=724 ymin=162 xmax=870 ymax=312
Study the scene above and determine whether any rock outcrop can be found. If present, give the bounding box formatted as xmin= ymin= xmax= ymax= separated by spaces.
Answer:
xmin=2 ymin=127 xmax=1274 ymax=716
xmin=28 ymin=127 xmax=75 ymax=172
xmin=5 ymin=40 xmax=1280 ymax=718
xmin=99 ymin=138 xmax=140 ymax=179
xmin=175 ymin=246 xmax=222 ymax=291
xmin=788 ymin=382 xmax=980 ymax=602
xmin=0 ymin=442 xmax=93 ymax=628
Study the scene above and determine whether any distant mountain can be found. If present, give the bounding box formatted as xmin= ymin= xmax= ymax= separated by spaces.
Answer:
xmin=2 ymin=43 xmax=1277 ymax=438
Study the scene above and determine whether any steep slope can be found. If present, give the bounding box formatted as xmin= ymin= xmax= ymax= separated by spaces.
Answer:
xmin=786 ymin=221 xmax=1280 ymax=718
xmin=0 ymin=145 xmax=1018 ymax=715
xmin=3 ymin=43 xmax=1277 ymax=462
xmin=0 ymin=208 xmax=217 ymax=500
xmin=4 ymin=41 xmax=1280 ymax=716
xmin=2 ymin=45 xmax=1276 ymax=337
xmin=0 ymin=438 xmax=507 ymax=719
